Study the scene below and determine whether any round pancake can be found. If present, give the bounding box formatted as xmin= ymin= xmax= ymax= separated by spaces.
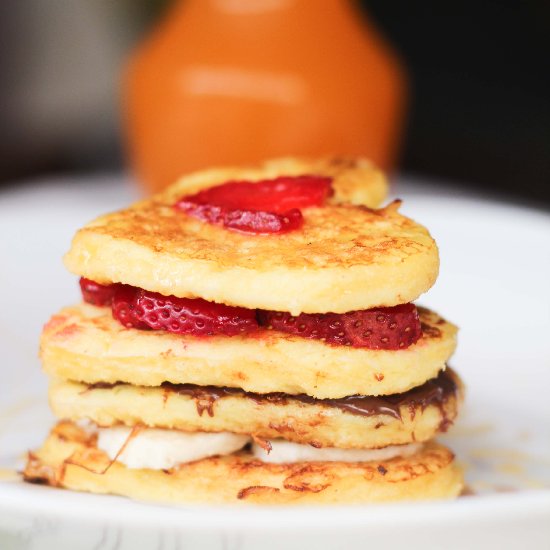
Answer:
xmin=41 ymin=304 xmax=458 ymax=398
xmin=48 ymin=369 xmax=462 ymax=449
xmin=63 ymin=159 xmax=439 ymax=315
xmin=24 ymin=421 xmax=464 ymax=505
xmin=166 ymin=156 xmax=388 ymax=208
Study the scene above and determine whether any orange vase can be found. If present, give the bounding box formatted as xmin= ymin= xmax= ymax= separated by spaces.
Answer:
xmin=123 ymin=0 xmax=406 ymax=193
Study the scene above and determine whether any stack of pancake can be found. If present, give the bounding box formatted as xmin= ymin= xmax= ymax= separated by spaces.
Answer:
xmin=24 ymin=157 xmax=464 ymax=504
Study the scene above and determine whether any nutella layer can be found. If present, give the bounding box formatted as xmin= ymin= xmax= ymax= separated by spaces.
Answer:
xmin=49 ymin=369 xmax=461 ymax=450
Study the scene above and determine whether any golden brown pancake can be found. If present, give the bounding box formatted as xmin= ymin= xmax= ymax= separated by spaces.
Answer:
xmin=41 ymin=304 xmax=457 ymax=398
xmin=24 ymin=421 xmax=463 ymax=505
xmin=64 ymin=158 xmax=438 ymax=315
xmin=166 ymin=156 xmax=388 ymax=208
xmin=48 ymin=368 xmax=462 ymax=449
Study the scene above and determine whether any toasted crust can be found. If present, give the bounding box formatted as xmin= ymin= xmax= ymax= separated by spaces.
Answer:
xmin=41 ymin=304 xmax=457 ymax=398
xmin=63 ymin=158 xmax=438 ymax=315
xmin=24 ymin=421 xmax=463 ymax=505
xmin=48 ymin=369 xmax=462 ymax=449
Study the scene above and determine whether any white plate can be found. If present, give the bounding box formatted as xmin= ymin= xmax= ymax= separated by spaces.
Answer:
xmin=0 ymin=175 xmax=549 ymax=549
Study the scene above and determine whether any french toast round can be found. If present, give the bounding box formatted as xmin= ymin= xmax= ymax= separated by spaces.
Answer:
xmin=64 ymin=158 xmax=439 ymax=315
xmin=41 ymin=304 xmax=457 ymax=398
xmin=166 ymin=156 xmax=388 ymax=208
xmin=49 ymin=369 xmax=462 ymax=449
xmin=24 ymin=421 xmax=464 ymax=505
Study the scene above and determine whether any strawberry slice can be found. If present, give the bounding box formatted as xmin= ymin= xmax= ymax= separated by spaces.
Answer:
xmin=186 ymin=175 xmax=334 ymax=213
xmin=80 ymin=277 xmax=119 ymax=306
xmin=111 ymin=285 xmax=150 ymax=330
xmin=111 ymin=286 xmax=258 ymax=336
xmin=257 ymin=304 xmax=422 ymax=350
xmin=175 ymin=175 xmax=332 ymax=234
xmin=80 ymin=277 xmax=420 ymax=349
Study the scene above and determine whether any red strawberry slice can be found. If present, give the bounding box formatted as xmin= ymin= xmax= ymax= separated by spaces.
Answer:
xmin=223 ymin=207 xmax=303 ymax=233
xmin=80 ymin=276 xmax=421 ymax=348
xmin=111 ymin=286 xmax=258 ymax=336
xmin=79 ymin=277 xmax=119 ymax=306
xmin=111 ymin=285 xmax=150 ymax=330
xmin=257 ymin=304 xmax=422 ymax=350
xmin=175 ymin=175 xmax=332 ymax=234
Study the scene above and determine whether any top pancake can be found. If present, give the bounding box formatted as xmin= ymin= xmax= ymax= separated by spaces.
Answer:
xmin=64 ymin=157 xmax=439 ymax=314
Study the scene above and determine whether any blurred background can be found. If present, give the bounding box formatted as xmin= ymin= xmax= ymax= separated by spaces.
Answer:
xmin=0 ymin=0 xmax=548 ymax=205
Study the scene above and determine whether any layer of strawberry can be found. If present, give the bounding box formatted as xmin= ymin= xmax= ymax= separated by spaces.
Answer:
xmin=79 ymin=278 xmax=422 ymax=350
xmin=174 ymin=175 xmax=333 ymax=234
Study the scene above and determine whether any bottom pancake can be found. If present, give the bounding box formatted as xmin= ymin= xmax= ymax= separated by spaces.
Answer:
xmin=24 ymin=421 xmax=463 ymax=505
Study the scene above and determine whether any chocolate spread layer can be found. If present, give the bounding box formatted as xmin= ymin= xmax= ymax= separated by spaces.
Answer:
xmin=85 ymin=369 xmax=457 ymax=421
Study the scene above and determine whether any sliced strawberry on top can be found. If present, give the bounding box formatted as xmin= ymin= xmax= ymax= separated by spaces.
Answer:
xmin=175 ymin=175 xmax=332 ymax=234
xmin=257 ymin=303 xmax=422 ymax=350
xmin=223 ymin=207 xmax=303 ymax=233
xmin=111 ymin=286 xmax=258 ymax=337
xmin=79 ymin=277 xmax=119 ymax=306
xmin=188 ymin=175 xmax=334 ymax=213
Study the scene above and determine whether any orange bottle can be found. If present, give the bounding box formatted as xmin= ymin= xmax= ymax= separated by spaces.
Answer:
xmin=123 ymin=0 xmax=406 ymax=193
